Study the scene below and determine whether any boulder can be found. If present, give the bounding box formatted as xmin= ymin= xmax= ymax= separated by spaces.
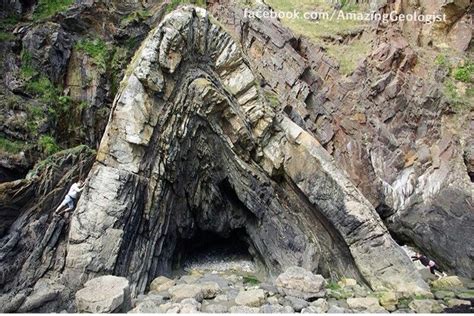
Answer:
xmin=75 ymin=275 xmax=131 ymax=313
xmin=434 ymin=290 xmax=455 ymax=300
xmin=235 ymin=289 xmax=265 ymax=307
xmin=431 ymin=276 xmax=464 ymax=289
xmin=446 ymin=299 xmax=471 ymax=308
xmin=260 ymin=304 xmax=294 ymax=313
xmin=149 ymin=276 xmax=175 ymax=293
xmin=347 ymin=297 xmax=386 ymax=313
xmin=327 ymin=304 xmax=349 ymax=313
xmin=202 ymin=303 xmax=228 ymax=313
xmin=168 ymin=284 xmax=204 ymax=302
xmin=179 ymin=298 xmax=201 ymax=313
xmin=338 ymin=278 xmax=357 ymax=288
xmin=275 ymin=266 xmax=326 ymax=299
xmin=408 ymin=299 xmax=443 ymax=313
xmin=456 ymin=291 xmax=474 ymax=300
xmin=229 ymin=305 xmax=260 ymax=313
xmin=281 ymin=296 xmax=308 ymax=312
xmin=310 ymin=298 xmax=329 ymax=313
xmin=379 ymin=291 xmax=398 ymax=311
xmin=199 ymin=281 xmax=222 ymax=299
xmin=128 ymin=300 xmax=161 ymax=313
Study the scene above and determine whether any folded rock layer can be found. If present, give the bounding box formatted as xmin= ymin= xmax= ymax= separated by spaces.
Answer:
xmin=62 ymin=6 xmax=428 ymax=297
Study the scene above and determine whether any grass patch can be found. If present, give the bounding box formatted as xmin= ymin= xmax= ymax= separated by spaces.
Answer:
xmin=33 ymin=0 xmax=75 ymax=20
xmin=0 ymin=137 xmax=27 ymax=154
xmin=0 ymin=32 xmax=14 ymax=41
xmin=265 ymin=0 xmax=370 ymax=75
xmin=75 ymin=38 xmax=108 ymax=70
xmin=243 ymin=275 xmax=260 ymax=285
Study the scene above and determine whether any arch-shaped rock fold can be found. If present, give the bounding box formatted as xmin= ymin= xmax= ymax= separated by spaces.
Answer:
xmin=62 ymin=6 xmax=428 ymax=296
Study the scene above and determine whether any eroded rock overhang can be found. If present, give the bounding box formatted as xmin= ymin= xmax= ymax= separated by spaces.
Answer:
xmin=62 ymin=6 xmax=429 ymax=296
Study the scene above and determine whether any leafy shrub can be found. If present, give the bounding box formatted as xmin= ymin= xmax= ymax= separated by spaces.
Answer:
xmin=39 ymin=135 xmax=61 ymax=155
xmin=453 ymin=63 xmax=473 ymax=83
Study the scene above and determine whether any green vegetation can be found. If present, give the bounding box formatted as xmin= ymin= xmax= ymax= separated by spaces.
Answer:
xmin=397 ymin=297 xmax=412 ymax=309
xmin=39 ymin=135 xmax=61 ymax=155
xmin=121 ymin=10 xmax=152 ymax=27
xmin=453 ymin=62 xmax=474 ymax=83
xmin=33 ymin=0 xmax=75 ymax=20
xmin=265 ymin=0 xmax=371 ymax=75
xmin=0 ymin=14 xmax=19 ymax=41
xmin=434 ymin=54 xmax=449 ymax=68
xmin=19 ymin=48 xmax=83 ymax=149
xmin=0 ymin=137 xmax=27 ymax=154
xmin=75 ymin=38 xmax=108 ymax=70
xmin=326 ymin=281 xmax=342 ymax=291
xmin=264 ymin=90 xmax=280 ymax=108
xmin=166 ymin=0 xmax=207 ymax=13
xmin=242 ymin=275 xmax=260 ymax=285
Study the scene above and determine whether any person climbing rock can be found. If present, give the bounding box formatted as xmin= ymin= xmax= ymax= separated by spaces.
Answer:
xmin=411 ymin=252 xmax=447 ymax=278
xmin=54 ymin=179 xmax=85 ymax=216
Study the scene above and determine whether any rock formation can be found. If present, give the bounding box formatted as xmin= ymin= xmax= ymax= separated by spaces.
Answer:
xmin=0 ymin=0 xmax=472 ymax=313
xmin=60 ymin=6 xmax=427 ymax=301
xmin=209 ymin=0 xmax=474 ymax=278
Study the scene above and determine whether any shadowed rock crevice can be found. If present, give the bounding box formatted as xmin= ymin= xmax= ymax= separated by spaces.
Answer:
xmin=61 ymin=6 xmax=429 ymax=303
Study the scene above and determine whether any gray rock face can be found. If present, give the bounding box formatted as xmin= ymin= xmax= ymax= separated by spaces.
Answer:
xmin=75 ymin=275 xmax=131 ymax=313
xmin=0 ymin=146 xmax=95 ymax=312
xmin=22 ymin=23 xmax=73 ymax=84
xmin=58 ymin=6 xmax=428 ymax=300
xmin=209 ymin=1 xmax=473 ymax=279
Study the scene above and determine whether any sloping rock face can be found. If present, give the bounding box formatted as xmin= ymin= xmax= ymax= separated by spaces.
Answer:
xmin=62 ymin=6 xmax=428 ymax=299
xmin=0 ymin=145 xmax=95 ymax=312
xmin=209 ymin=1 xmax=473 ymax=278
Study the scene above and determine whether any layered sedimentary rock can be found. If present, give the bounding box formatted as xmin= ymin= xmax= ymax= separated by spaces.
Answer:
xmin=61 ymin=6 xmax=428 ymax=300
xmin=0 ymin=146 xmax=95 ymax=312
xmin=209 ymin=1 xmax=474 ymax=278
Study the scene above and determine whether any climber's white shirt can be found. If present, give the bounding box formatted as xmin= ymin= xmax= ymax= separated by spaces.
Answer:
xmin=67 ymin=183 xmax=83 ymax=199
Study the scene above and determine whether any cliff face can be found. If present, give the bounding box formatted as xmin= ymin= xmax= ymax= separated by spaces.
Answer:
xmin=209 ymin=0 xmax=474 ymax=278
xmin=0 ymin=0 xmax=472 ymax=313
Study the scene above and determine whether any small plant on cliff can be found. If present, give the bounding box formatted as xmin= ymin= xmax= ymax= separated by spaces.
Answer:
xmin=0 ymin=14 xmax=18 ymax=41
xmin=75 ymin=38 xmax=108 ymax=70
xmin=120 ymin=9 xmax=152 ymax=27
xmin=453 ymin=62 xmax=474 ymax=83
xmin=39 ymin=135 xmax=61 ymax=156
xmin=0 ymin=136 xmax=26 ymax=154
xmin=33 ymin=0 xmax=75 ymax=20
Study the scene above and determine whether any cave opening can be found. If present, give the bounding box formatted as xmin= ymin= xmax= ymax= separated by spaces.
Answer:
xmin=171 ymin=228 xmax=264 ymax=279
